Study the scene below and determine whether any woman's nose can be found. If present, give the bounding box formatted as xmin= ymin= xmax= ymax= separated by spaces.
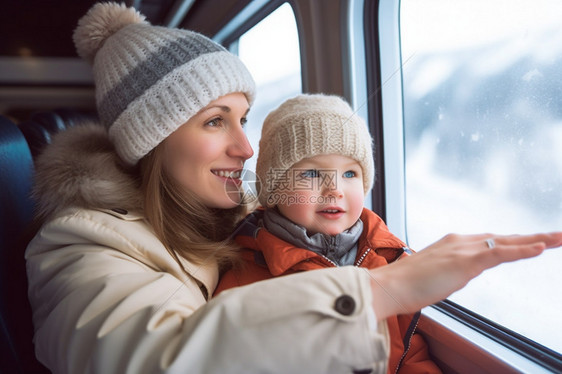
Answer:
xmin=227 ymin=126 xmax=254 ymax=160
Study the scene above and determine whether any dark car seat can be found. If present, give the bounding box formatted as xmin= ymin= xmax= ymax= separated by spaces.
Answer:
xmin=0 ymin=114 xmax=51 ymax=373
xmin=19 ymin=108 xmax=98 ymax=159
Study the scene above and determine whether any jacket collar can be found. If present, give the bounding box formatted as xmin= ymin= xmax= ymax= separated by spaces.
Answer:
xmin=238 ymin=208 xmax=407 ymax=275
xmin=32 ymin=122 xmax=143 ymax=221
xmin=357 ymin=208 xmax=407 ymax=262
xmin=262 ymin=207 xmax=362 ymax=266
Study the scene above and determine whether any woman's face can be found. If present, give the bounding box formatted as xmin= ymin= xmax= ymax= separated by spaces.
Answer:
xmin=163 ymin=92 xmax=254 ymax=209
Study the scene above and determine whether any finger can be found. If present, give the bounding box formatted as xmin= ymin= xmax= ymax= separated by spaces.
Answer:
xmin=476 ymin=242 xmax=545 ymax=268
xmin=494 ymin=232 xmax=562 ymax=248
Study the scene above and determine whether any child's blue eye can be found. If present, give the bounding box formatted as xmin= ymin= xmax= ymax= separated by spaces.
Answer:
xmin=343 ymin=170 xmax=356 ymax=178
xmin=301 ymin=169 xmax=320 ymax=178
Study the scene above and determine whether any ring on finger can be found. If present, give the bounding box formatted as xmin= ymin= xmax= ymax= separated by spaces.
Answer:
xmin=485 ymin=238 xmax=496 ymax=249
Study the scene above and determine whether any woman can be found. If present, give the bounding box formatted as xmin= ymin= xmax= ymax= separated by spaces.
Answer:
xmin=25 ymin=3 xmax=562 ymax=374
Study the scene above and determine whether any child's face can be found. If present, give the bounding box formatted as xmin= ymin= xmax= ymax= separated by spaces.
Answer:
xmin=276 ymin=154 xmax=365 ymax=236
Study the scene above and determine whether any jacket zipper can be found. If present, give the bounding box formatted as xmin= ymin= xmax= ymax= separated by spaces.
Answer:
xmin=354 ymin=247 xmax=372 ymax=266
xmin=394 ymin=311 xmax=421 ymax=373
xmin=353 ymin=246 xmax=419 ymax=374
xmin=319 ymin=254 xmax=338 ymax=267
xmin=319 ymin=246 xmax=372 ymax=268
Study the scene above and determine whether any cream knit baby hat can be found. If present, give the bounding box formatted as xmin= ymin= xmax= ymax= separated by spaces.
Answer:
xmin=73 ymin=2 xmax=255 ymax=165
xmin=256 ymin=94 xmax=375 ymax=207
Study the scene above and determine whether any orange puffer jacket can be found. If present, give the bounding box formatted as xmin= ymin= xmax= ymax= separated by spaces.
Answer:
xmin=215 ymin=208 xmax=441 ymax=374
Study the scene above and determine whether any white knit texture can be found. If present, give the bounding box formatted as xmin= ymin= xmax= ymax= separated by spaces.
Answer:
xmin=74 ymin=2 xmax=256 ymax=165
xmin=93 ymin=24 xmax=196 ymax=102
xmin=109 ymin=51 xmax=256 ymax=164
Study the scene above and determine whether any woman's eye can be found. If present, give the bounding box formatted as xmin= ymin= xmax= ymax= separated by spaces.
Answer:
xmin=205 ymin=117 xmax=223 ymax=127
xmin=301 ymin=169 xmax=320 ymax=178
xmin=240 ymin=117 xmax=248 ymax=127
xmin=343 ymin=170 xmax=356 ymax=178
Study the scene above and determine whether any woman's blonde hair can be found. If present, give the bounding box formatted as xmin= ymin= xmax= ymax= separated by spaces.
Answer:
xmin=139 ymin=143 xmax=248 ymax=271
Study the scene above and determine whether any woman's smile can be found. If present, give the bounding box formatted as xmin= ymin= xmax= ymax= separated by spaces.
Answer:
xmin=212 ymin=169 xmax=243 ymax=180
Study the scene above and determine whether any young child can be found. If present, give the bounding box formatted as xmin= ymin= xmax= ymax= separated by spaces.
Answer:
xmin=215 ymin=94 xmax=441 ymax=373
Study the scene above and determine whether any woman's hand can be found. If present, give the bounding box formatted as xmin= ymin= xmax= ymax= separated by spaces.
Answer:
xmin=368 ymin=232 xmax=562 ymax=321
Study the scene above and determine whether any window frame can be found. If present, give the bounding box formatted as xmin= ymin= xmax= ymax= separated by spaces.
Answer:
xmin=362 ymin=0 xmax=406 ymax=226
xmin=369 ymin=0 xmax=562 ymax=371
xmin=213 ymin=0 xmax=286 ymax=48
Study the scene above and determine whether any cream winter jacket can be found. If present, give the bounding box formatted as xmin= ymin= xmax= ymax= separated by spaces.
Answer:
xmin=25 ymin=122 xmax=390 ymax=374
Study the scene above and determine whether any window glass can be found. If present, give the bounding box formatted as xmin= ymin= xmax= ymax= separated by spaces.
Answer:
xmin=401 ymin=0 xmax=562 ymax=353
xmin=231 ymin=2 xmax=302 ymax=174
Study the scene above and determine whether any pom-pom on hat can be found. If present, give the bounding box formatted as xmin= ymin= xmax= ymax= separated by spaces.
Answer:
xmin=73 ymin=2 xmax=256 ymax=165
xmin=256 ymin=94 xmax=375 ymax=207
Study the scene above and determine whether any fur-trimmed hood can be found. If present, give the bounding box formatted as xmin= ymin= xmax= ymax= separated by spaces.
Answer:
xmin=32 ymin=121 xmax=143 ymax=221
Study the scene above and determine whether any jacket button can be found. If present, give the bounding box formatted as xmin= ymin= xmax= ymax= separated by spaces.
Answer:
xmin=334 ymin=295 xmax=355 ymax=316
xmin=111 ymin=208 xmax=128 ymax=215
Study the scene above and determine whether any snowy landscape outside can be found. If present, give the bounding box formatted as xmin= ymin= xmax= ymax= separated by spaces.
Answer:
xmin=401 ymin=0 xmax=562 ymax=353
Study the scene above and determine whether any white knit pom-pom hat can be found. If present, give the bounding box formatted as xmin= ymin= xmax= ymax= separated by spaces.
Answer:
xmin=73 ymin=2 xmax=256 ymax=165
xmin=256 ymin=94 xmax=375 ymax=207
